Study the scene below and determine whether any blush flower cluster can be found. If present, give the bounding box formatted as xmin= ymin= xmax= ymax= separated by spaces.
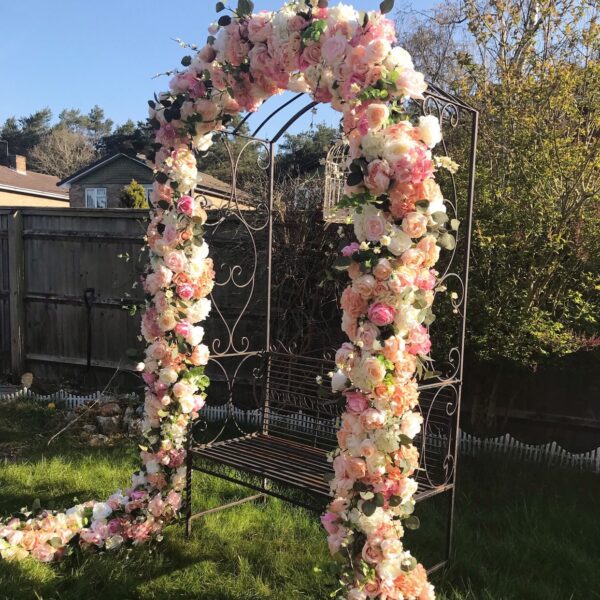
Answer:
xmin=1 ymin=4 xmax=456 ymax=597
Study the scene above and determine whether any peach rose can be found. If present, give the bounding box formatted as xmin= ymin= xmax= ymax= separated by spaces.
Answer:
xmin=402 ymin=211 xmax=429 ymax=238
xmin=373 ymin=258 xmax=393 ymax=281
xmin=341 ymin=286 xmax=368 ymax=318
xmin=366 ymin=103 xmax=390 ymax=130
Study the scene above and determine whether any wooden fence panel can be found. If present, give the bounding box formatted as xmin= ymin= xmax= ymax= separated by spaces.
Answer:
xmin=0 ymin=208 xmax=269 ymax=390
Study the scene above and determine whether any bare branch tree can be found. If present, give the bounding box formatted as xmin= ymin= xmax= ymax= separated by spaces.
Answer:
xmin=29 ymin=126 xmax=96 ymax=178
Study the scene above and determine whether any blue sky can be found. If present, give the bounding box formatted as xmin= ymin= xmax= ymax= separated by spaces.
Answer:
xmin=0 ymin=0 xmax=434 ymax=140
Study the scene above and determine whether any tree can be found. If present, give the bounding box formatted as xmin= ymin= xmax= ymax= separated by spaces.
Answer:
xmin=120 ymin=179 xmax=149 ymax=209
xmin=0 ymin=108 xmax=52 ymax=156
xmin=29 ymin=126 xmax=95 ymax=178
xmin=397 ymin=0 xmax=600 ymax=372
xmin=276 ymin=123 xmax=340 ymax=178
xmin=85 ymin=105 xmax=114 ymax=144
xmin=98 ymin=119 xmax=154 ymax=157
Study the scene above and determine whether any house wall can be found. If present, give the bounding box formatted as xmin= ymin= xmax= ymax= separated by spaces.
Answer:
xmin=0 ymin=190 xmax=68 ymax=207
xmin=69 ymin=156 xmax=153 ymax=209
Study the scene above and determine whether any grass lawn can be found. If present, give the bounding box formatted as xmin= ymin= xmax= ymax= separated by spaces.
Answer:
xmin=1 ymin=401 xmax=599 ymax=600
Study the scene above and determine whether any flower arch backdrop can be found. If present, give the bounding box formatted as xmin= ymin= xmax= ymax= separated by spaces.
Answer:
xmin=0 ymin=1 xmax=464 ymax=598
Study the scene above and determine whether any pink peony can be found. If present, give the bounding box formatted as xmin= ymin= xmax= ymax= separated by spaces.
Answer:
xmin=408 ymin=324 xmax=431 ymax=355
xmin=364 ymin=159 xmax=393 ymax=196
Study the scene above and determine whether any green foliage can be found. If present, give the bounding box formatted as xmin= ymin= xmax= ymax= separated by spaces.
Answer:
xmin=120 ymin=179 xmax=149 ymax=209
xmin=276 ymin=123 xmax=339 ymax=179
xmin=403 ymin=0 xmax=600 ymax=370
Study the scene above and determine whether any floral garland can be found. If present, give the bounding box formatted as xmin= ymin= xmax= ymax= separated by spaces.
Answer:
xmin=0 ymin=2 xmax=458 ymax=598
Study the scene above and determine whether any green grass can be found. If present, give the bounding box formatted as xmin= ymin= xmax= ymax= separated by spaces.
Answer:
xmin=1 ymin=401 xmax=599 ymax=600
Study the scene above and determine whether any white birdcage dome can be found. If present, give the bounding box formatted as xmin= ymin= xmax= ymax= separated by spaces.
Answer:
xmin=322 ymin=138 xmax=351 ymax=223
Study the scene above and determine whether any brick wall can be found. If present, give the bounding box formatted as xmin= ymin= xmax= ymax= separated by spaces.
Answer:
xmin=70 ymin=183 xmax=133 ymax=208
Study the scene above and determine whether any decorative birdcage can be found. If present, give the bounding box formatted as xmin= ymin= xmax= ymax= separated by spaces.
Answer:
xmin=322 ymin=138 xmax=351 ymax=223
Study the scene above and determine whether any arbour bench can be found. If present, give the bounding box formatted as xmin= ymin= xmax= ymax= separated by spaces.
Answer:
xmin=185 ymin=351 xmax=457 ymax=538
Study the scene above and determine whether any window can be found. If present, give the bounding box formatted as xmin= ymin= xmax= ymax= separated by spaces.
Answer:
xmin=85 ymin=187 xmax=107 ymax=208
xmin=144 ymin=185 xmax=154 ymax=203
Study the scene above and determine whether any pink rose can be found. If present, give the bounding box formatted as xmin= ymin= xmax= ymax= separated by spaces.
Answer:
xmin=364 ymin=357 xmax=387 ymax=383
xmin=397 ymin=68 xmax=427 ymax=99
xmin=177 ymin=195 xmax=193 ymax=215
xmin=321 ymin=34 xmax=347 ymax=65
xmin=345 ymin=391 xmax=369 ymax=413
xmin=301 ymin=42 xmax=322 ymax=66
xmin=176 ymin=283 xmax=195 ymax=301
xmin=342 ymin=242 xmax=360 ymax=257
xmin=335 ymin=342 xmax=355 ymax=368
xmin=31 ymin=544 xmax=55 ymax=562
xmin=174 ymin=321 xmax=191 ymax=338
xmin=361 ymin=538 xmax=384 ymax=565
xmin=415 ymin=269 xmax=437 ymax=290
xmin=402 ymin=211 xmax=429 ymax=238
xmin=364 ymin=159 xmax=393 ymax=196
xmin=148 ymin=494 xmax=165 ymax=517
xmin=164 ymin=250 xmax=187 ymax=273
xmin=358 ymin=321 xmax=380 ymax=349
xmin=346 ymin=457 xmax=367 ymax=479
xmin=367 ymin=302 xmax=396 ymax=327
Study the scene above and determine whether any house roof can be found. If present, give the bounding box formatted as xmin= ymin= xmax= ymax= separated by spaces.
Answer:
xmin=0 ymin=165 xmax=68 ymax=200
xmin=58 ymin=152 xmax=248 ymax=202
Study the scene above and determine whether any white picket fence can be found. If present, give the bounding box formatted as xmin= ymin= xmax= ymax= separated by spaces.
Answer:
xmin=0 ymin=388 xmax=105 ymax=410
xmin=2 ymin=389 xmax=599 ymax=473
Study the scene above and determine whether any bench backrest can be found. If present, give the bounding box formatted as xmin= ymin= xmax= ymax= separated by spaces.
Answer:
xmin=259 ymin=351 xmax=456 ymax=488
xmin=261 ymin=351 xmax=341 ymax=450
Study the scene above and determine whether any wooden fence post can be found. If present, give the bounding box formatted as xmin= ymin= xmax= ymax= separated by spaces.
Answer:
xmin=8 ymin=210 xmax=25 ymax=382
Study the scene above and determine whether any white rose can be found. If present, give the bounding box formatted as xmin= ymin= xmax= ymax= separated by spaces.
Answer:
xmin=377 ymin=558 xmax=404 ymax=582
xmin=159 ymin=367 xmax=178 ymax=385
xmin=145 ymin=460 xmax=160 ymax=475
xmin=418 ymin=115 xmax=442 ymax=148
xmin=92 ymin=502 xmax=112 ymax=521
xmin=385 ymin=46 xmax=414 ymax=72
xmin=187 ymin=298 xmax=211 ymax=323
xmin=400 ymin=411 xmax=423 ymax=439
xmin=331 ymin=369 xmax=348 ymax=392
xmin=179 ymin=395 xmax=195 ymax=414
xmin=105 ymin=535 xmax=124 ymax=551
xmin=193 ymin=131 xmax=213 ymax=152
xmin=388 ymin=227 xmax=412 ymax=256
xmin=361 ymin=131 xmax=386 ymax=161
xmin=186 ymin=326 xmax=205 ymax=346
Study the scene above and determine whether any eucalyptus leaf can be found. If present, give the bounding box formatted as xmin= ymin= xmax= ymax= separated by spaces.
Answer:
xmin=439 ymin=232 xmax=457 ymax=250
xmin=379 ymin=0 xmax=395 ymax=14
xmin=218 ymin=15 xmax=232 ymax=26
xmin=216 ymin=1 xmax=225 ymax=11
xmin=362 ymin=499 xmax=376 ymax=517
xmin=374 ymin=493 xmax=385 ymax=507
xmin=237 ymin=0 xmax=254 ymax=16
xmin=181 ymin=55 xmax=192 ymax=67
xmin=404 ymin=515 xmax=420 ymax=530
xmin=432 ymin=211 xmax=449 ymax=225
xmin=346 ymin=171 xmax=364 ymax=187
